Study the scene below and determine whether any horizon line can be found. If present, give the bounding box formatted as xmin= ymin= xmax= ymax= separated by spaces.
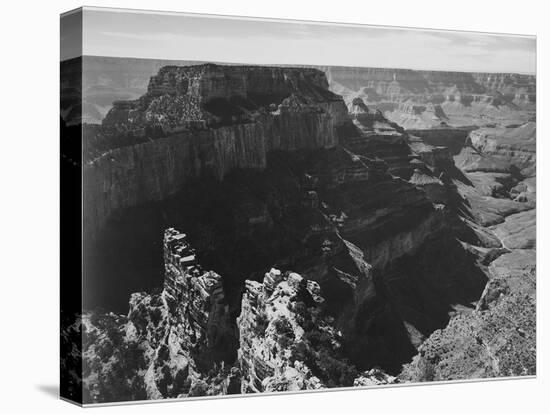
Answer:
xmin=69 ymin=54 xmax=536 ymax=77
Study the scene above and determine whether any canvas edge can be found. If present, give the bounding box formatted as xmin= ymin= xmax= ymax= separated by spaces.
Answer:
xmin=79 ymin=375 xmax=536 ymax=408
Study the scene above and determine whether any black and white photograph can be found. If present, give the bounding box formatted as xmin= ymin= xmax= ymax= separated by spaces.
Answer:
xmin=59 ymin=6 xmax=537 ymax=406
xmin=2 ymin=1 xmax=548 ymax=413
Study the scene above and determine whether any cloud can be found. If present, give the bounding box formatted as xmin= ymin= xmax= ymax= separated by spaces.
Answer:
xmin=82 ymin=8 xmax=536 ymax=74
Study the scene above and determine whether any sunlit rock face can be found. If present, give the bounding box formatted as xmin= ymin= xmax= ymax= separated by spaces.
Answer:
xmin=83 ymin=65 xmax=350 ymax=241
xmin=101 ymin=64 xmax=349 ymax=140
xmin=237 ymin=268 xmax=356 ymax=393
xmin=162 ymin=228 xmax=233 ymax=357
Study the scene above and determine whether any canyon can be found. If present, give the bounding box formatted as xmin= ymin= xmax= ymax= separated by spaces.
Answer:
xmin=62 ymin=60 xmax=535 ymax=403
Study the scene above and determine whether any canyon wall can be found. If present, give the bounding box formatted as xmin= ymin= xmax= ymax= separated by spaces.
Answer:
xmin=83 ymin=64 xmax=349 ymax=240
xmin=74 ymin=61 xmax=535 ymax=402
xmin=325 ymin=66 xmax=535 ymax=103
xmin=324 ymin=66 xmax=535 ymax=130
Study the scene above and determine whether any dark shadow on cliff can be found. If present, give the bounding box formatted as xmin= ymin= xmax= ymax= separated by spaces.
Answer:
xmin=336 ymin=230 xmax=488 ymax=375
xmin=83 ymin=149 xmax=338 ymax=313
xmin=443 ymin=163 xmax=473 ymax=187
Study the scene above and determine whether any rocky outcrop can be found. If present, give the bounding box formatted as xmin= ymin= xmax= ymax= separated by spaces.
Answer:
xmin=343 ymin=98 xmax=415 ymax=178
xmin=480 ymin=250 xmax=536 ymax=311
xmin=466 ymin=122 xmax=536 ymax=177
xmin=407 ymin=135 xmax=454 ymax=173
xmin=400 ymin=250 xmax=535 ymax=382
xmin=237 ymin=268 xmax=358 ymax=392
xmin=384 ymin=102 xmax=449 ymax=129
xmin=399 ymin=291 xmax=535 ymax=381
xmin=163 ymin=228 xmax=232 ymax=356
xmin=81 ymin=292 xmax=222 ymax=403
xmin=80 ymin=228 xmax=237 ymax=403
xmin=408 ymin=168 xmax=446 ymax=204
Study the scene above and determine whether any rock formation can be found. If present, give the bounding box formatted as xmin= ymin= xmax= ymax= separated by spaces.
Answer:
xmin=80 ymin=228 xmax=238 ymax=403
xmin=466 ymin=122 xmax=536 ymax=177
xmin=324 ymin=66 xmax=535 ymax=130
xmin=72 ymin=61 xmax=536 ymax=403
xmin=80 ymin=240 xmax=398 ymax=401
xmin=237 ymin=268 xmax=356 ymax=392
xmin=83 ymin=64 xmax=349 ymax=241
xmin=354 ymin=368 xmax=397 ymax=387
xmin=163 ymin=228 xmax=232 ymax=357
xmin=400 ymin=250 xmax=535 ymax=381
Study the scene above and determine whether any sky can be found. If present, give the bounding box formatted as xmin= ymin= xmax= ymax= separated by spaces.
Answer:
xmin=62 ymin=7 xmax=536 ymax=74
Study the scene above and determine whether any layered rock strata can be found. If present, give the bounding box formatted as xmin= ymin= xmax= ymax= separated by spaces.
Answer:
xmin=453 ymin=122 xmax=536 ymax=227
xmin=84 ymin=64 xmax=349 ymax=240
xmin=324 ymin=66 xmax=535 ymax=129
xmin=466 ymin=122 xmax=536 ymax=177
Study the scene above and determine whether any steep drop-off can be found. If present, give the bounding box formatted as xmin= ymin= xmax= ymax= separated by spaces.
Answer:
xmin=73 ymin=63 xmax=535 ymax=403
xmin=83 ymin=64 xmax=349 ymax=241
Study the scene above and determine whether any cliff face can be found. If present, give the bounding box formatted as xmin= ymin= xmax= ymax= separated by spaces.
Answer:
xmin=100 ymin=64 xmax=348 ymax=140
xmin=471 ymin=73 xmax=536 ymax=105
xmin=326 ymin=66 xmax=535 ymax=104
xmin=83 ymin=64 xmax=349 ymax=240
xmin=466 ymin=122 xmax=536 ymax=177
xmin=145 ymin=65 xmax=336 ymax=104
xmin=451 ymin=122 xmax=536 ymax=227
